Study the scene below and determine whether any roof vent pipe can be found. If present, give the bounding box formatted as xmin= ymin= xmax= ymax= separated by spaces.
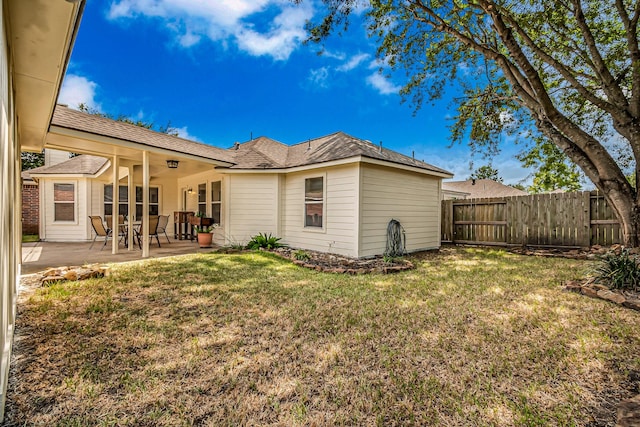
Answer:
xmin=234 ymin=142 xmax=240 ymax=150
xmin=379 ymin=141 xmax=383 ymax=153
xmin=307 ymin=139 xmax=311 ymax=151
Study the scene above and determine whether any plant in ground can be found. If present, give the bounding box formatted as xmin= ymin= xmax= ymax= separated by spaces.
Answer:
xmin=293 ymin=250 xmax=310 ymax=261
xmin=383 ymin=254 xmax=402 ymax=264
xmin=593 ymin=248 xmax=640 ymax=291
xmin=246 ymin=232 xmax=284 ymax=250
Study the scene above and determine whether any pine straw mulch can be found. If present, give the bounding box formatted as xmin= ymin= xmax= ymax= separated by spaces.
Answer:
xmin=3 ymin=248 xmax=640 ymax=426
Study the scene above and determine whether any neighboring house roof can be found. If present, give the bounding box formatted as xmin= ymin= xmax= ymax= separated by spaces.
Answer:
xmin=229 ymin=132 xmax=452 ymax=175
xmin=27 ymin=155 xmax=109 ymax=176
xmin=50 ymin=105 xmax=452 ymax=177
xmin=442 ymin=179 xmax=527 ymax=198
xmin=51 ymin=105 xmax=235 ymax=164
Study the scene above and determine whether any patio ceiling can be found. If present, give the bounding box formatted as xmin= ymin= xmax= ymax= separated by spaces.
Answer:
xmin=45 ymin=126 xmax=230 ymax=178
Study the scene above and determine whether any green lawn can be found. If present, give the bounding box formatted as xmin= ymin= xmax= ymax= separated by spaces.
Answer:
xmin=5 ymin=248 xmax=640 ymax=426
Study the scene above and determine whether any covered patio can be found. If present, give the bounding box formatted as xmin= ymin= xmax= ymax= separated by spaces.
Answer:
xmin=35 ymin=105 xmax=234 ymax=259
xmin=21 ymin=238 xmax=218 ymax=275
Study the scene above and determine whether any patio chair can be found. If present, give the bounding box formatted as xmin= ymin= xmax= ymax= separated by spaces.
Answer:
xmin=157 ymin=215 xmax=171 ymax=244
xmin=135 ymin=215 xmax=161 ymax=249
xmin=105 ymin=214 xmax=126 ymax=243
xmin=89 ymin=216 xmax=112 ymax=250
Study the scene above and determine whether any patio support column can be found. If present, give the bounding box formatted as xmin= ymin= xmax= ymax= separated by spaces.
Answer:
xmin=111 ymin=155 xmax=119 ymax=255
xmin=142 ymin=151 xmax=150 ymax=258
xmin=127 ymin=165 xmax=134 ymax=251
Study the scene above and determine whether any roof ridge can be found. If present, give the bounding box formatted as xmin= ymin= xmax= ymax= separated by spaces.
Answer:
xmin=289 ymin=131 xmax=347 ymax=147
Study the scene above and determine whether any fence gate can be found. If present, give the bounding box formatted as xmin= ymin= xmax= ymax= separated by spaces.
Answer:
xmin=441 ymin=191 xmax=622 ymax=248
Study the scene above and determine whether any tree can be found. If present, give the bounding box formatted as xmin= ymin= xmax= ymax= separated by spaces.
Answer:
xmin=21 ymin=151 xmax=44 ymax=171
xmin=304 ymin=1 xmax=640 ymax=246
xmin=510 ymin=183 xmax=527 ymax=192
xmin=78 ymin=103 xmax=180 ymax=136
xmin=469 ymin=165 xmax=502 ymax=182
xmin=518 ymin=138 xmax=582 ymax=193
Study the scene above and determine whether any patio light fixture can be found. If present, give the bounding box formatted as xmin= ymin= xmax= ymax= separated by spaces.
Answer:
xmin=166 ymin=160 xmax=179 ymax=169
xmin=187 ymin=187 xmax=193 ymax=194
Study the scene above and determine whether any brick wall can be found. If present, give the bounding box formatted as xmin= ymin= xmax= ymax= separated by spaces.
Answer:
xmin=22 ymin=183 xmax=39 ymax=235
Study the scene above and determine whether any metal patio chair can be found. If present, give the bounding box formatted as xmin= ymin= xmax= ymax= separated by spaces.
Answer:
xmin=89 ymin=216 xmax=112 ymax=250
xmin=157 ymin=214 xmax=171 ymax=244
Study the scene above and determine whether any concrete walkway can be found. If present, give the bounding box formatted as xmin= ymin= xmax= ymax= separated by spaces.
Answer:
xmin=21 ymin=238 xmax=215 ymax=274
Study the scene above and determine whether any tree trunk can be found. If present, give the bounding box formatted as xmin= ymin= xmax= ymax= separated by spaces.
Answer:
xmin=599 ymin=187 xmax=640 ymax=248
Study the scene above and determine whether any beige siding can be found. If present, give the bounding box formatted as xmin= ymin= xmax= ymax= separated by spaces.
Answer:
xmin=227 ymin=174 xmax=280 ymax=245
xmin=0 ymin=7 xmax=15 ymax=417
xmin=44 ymin=149 xmax=70 ymax=166
xmin=40 ymin=178 xmax=91 ymax=241
xmin=360 ymin=164 xmax=441 ymax=257
xmin=283 ymin=165 xmax=359 ymax=257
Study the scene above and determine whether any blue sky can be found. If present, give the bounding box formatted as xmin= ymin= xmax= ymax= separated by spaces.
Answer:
xmin=58 ymin=0 xmax=533 ymax=184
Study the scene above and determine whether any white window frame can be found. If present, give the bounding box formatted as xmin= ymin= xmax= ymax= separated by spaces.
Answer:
xmin=103 ymin=184 xmax=129 ymax=217
xmin=104 ymin=184 xmax=160 ymax=220
xmin=303 ymin=174 xmax=326 ymax=232
xmin=53 ymin=181 xmax=77 ymax=223
xmin=135 ymin=185 xmax=160 ymax=220
xmin=210 ymin=180 xmax=222 ymax=225
xmin=197 ymin=182 xmax=207 ymax=216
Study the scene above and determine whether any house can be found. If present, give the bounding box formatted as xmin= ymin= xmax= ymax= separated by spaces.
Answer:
xmin=30 ymin=105 xmax=453 ymax=258
xmin=0 ymin=0 xmax=84 ymax=419
xmin=442 ymin=179 xmax=527 ymax=200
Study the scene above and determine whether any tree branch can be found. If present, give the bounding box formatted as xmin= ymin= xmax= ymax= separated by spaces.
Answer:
xmin=615 ymin=0 xmax=640 ymax=116
xmin=571 ymin=0 xmax=629 ymax=108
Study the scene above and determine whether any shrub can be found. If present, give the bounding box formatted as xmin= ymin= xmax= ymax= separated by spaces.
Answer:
xmin=294 ymin=250 xmax=310 ymax=261
xmin=246 ymin=233 xmax=284 ymax=250
xmin=593 ymin=249 xmax=640 ymax=291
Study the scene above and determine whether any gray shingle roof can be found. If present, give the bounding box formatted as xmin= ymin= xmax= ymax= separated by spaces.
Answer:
xmin=51 ymin=105 xmax=235 ymax=164
xmin=27 ymin=154 xmax=109 ymax=176
xmin=230 ymin=132 xmax=452 ymax=175
xmin=51 ymin=105 xmax=451 ymax=176
xmin=442 ymin=179 xmax=527 ymax=198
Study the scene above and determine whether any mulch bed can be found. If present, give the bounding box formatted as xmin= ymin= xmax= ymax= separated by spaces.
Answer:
xmin=269 ymin=247 xmax=414 ymax=274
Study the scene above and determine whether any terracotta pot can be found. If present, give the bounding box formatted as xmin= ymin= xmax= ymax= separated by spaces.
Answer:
xmin=197 ymin=232 xmax=213 ymax=248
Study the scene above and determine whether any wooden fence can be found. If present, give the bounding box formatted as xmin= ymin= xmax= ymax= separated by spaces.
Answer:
xmin=441 ymin=191 xmax=622 ymax=248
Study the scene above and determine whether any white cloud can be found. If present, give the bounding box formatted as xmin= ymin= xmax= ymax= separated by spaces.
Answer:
xmin=58 ymin=74 xmax=100 ymax=110
xmin=172 ymin=126 xmax=200 ymax=141
xmin=107 ymin=0 xmax=313 ymax=61
xmin=366 ymin=73 xmax=401 ymax=95
xmin=336 ymin=53 xmax=370 ymax=72
xmin=308 ymin=67 xmax=330 ymax=89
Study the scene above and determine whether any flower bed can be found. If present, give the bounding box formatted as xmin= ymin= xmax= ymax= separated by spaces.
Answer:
xmin=271 ymin=247 xmax=414 ymax=274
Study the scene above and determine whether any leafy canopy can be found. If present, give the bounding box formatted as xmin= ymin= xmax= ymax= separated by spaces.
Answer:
xmin=469 ymin=165 xmax=502 ymax=182
xmin=303 ymin=0 xmax=640 ymax=244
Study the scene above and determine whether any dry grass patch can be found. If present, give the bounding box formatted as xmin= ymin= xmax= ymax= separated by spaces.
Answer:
xmin=4 ymin=248 xmax=640 ymax=426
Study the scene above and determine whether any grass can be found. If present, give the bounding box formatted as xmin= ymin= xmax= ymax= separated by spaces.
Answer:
xmin=21 ymin=234 xmax=39 ymax=243
xmin=5 ymin=247 xmax=640 ymax=426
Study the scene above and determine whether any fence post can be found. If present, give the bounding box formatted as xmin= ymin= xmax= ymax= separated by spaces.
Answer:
xmin=581 ymin=191 xmax=591 ymax=248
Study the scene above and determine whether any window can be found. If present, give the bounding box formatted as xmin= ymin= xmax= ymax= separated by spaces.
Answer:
xmin=104 ymin=185 xmax=129 ymax=217
xmin=135 ymin=186 xmax=159 ymax=219
xmin=211 ymin=181 xmax=221 ymax=224
xmin=198 ymin=183 xmax=207 ymax=215
xmin=54 ymin=183 xmax=75 ymax=222
xmin=304 ymin=177 xmax=323 ymax=228
xmin=104 ymin=185 xmax=158 ymax=220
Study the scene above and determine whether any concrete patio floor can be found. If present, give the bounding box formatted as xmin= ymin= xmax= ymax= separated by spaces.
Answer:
xmin=21 ymin=237 xmax=217 ymax=275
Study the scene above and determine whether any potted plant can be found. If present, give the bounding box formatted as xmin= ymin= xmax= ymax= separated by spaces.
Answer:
xmin=194 ymin=224 xmax=214 ymax=248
